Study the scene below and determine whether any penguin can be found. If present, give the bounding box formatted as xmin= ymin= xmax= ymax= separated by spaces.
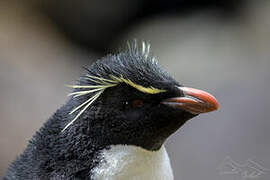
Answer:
xmin=3 ymin=41 xmax=219 ymax=180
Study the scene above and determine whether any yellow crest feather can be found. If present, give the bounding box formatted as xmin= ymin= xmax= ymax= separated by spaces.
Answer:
xmin=62 ymin=41 xmax=165 ymax=131
xmin=110 ymin=75 xmax=166 ymax=94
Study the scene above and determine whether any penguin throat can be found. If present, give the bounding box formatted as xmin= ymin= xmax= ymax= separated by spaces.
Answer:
xmin=91 ymin=145 xmax=174 ymax=180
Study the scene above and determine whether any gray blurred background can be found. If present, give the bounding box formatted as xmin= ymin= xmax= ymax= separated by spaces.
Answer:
xmin=0 ymin=0 xmax=269 ymax=179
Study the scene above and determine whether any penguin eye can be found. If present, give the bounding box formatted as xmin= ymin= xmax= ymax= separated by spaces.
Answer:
xmin=132 ymin=99 xmax=144 ymax=108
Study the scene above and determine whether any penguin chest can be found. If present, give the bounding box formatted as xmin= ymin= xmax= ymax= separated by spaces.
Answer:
xmin=91 ymin=145 xmax=174 ymax=180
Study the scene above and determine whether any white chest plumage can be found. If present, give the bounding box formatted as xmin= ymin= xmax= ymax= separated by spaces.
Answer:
xmin=91 ymin=145 xmax=174 ymax=180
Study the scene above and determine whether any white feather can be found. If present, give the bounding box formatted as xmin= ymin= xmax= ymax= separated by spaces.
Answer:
xmin=91 ymin=145 xmax=174 ymax=180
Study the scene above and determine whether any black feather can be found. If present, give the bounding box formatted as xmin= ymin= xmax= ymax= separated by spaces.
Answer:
xmin=3 ymin=42 xmax=194 ymax=180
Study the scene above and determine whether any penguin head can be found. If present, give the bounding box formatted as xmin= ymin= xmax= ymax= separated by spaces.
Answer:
xmin=65 ymin=42 xmax=219 ymax=151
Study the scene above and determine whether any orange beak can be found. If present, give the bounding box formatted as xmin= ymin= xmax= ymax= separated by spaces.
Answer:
xmin=162 ymin=87 xmax=219 ymax=114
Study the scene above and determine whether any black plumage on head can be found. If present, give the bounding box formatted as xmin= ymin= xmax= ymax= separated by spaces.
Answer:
xmin=3 ymin=41 xmax=197 ymax=180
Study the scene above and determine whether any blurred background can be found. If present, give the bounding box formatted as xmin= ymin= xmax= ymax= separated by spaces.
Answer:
xmin=0 ymin=0 xmax=269 ymax=179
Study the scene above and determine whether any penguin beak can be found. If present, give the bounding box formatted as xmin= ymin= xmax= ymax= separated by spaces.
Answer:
xmin=162 ymin=87 xmax=219 ymax=114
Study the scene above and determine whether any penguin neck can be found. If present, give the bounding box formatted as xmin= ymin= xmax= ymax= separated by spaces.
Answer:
xmin=91 ymin=144 xmax=174 ymax=180
xmin=26 ymin=103 xmax=108 ymax=177
xmin=22 ymin=102 xmax=174 ymax=179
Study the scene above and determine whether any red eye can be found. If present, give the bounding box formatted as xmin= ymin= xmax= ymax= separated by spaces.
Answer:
xmin=132 ymin=99 xmax=144 ymax=107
